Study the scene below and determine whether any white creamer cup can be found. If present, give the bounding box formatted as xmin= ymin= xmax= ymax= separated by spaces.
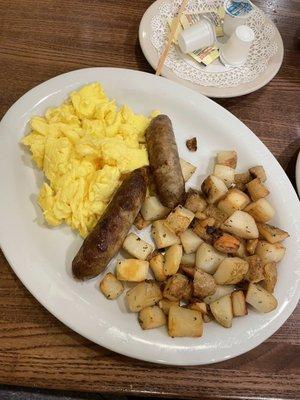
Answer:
xmin=223 ymin=0 xmax=254 ymax=37
xmin=220 ymin=25 xmax=255 ymax=67
xmin=178 ymin=18 xmax=216 ymax=54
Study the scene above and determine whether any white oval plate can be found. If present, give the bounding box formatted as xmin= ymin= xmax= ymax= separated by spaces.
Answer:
xmin=139 ymin=0 xmax=284 ymax=98
xmin=0 ymin=68 xmax=299 ymax=366
xmin=296 ymin=151 xmax=300 ymax=196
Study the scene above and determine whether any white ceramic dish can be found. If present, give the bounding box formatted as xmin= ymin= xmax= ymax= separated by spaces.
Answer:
xmin=296 ymin=151 xmax=300 ymax=196
xmin=0 ymin=67 xmax=299 ymax=366
xmin=139 ymin=0 xmax=284 ymax=98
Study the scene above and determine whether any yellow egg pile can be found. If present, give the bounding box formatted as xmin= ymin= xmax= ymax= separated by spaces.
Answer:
xmin=22 ymin=83 xmax=158 ymax=237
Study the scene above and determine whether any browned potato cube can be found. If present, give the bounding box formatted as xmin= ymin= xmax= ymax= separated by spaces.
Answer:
xmin=217 ymin=150 xmax=237 ymax=169
xmin=195 ymin=242 xmax=226 ymax=274
xmin=249 ymin=165 xmax=267 ymax=182
xmin=234 ymin=171 xmax=251 ymax=190
xmin=257 ymin=223 xmax=289 ymax=244
xmin=213 ymin=257 xmax=249 ymax=285
xmin=165 ymin=206 xmax=194 ymax=235
xmin=210 ymin=294 xmax=233 ymax=328
xmin=203 ymin=285 xmax=235 ymax=304
xmin=188 ymin=301 xmax=208 ymax=314
xmin=246 ymin=238 xmax=258 ymax=255
xmin=213 ymin=164 xmax=235 ymax=187
xmin=168 ymin=306 xmax=203 ymax=337
xmin=116 ymin=259 xmax=149 ymax=282
xmin=122 ymin=233 xmax=153 ymax=260
xmin=179 ymin=264 xmax=195 ymax=278
xmin=164 ymin=244 xmax=183 ymax=276
xmin=218 ymin=188 xmax=251 ymax=216
xmin=126 ymin=281 xmax=163 ymax=312
xmin=245 ymin=255 xmax=264 ymax=283
xmin=193 ymin=269 xmax=217 ymax=298
xmin=149 ymin=253 xmax=167 ymax=282
xmin=255 ymin=241 xmax=286 ymax=263
xmin=246 ymin=283 xmax=277 ymax=313
xmin=158 ymin=299 xmax=180 ymax=315
xmin=184 ymin=189 xmax=207 ymax=213
xmin=234 ymin=239 xmax=247 ymax=258
xmin=180 ymin=158 xmax=197 ymax=182
xmin=163 ymin=273 xmax=189 ymax=301
xmin=205 ymin=204 xmax=228 ymax=223
xmin=138 ymin=306 xmax=166 ymax=330
xmin=151 ymin=219 xmax=180 ymax=249
xmin=99 ymin=273 xmax=124 ymax=300
xmin=231 ymin=290 xmax=247 ymax=316
xmin=213 ymin=233 xmax=240 ymax=254
xmin=246 ymin=178 xmax=269 ymax=201
xmin=263 ymin=262 xmax=277 ymax=293
xmin=222 ymin=210 xmax=258 ymax=239
xmin=181 ymin=252 xmax=196 ymax=266
xmin=244 ymin=199 xmax=275 ymax=223
xmin=201 ymin=175 xmax=228 ymax=204
xmin=182 ymin=281 xmax=193 ymax=301
xmin=180 ymin=229 xmax=203 ymax=254
xmin=141 ymin=196 xmax=170 ymax=221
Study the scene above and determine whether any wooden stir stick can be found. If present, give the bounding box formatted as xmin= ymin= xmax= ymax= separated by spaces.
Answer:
xmin=155 ymin=0 xmax=188 ymax=76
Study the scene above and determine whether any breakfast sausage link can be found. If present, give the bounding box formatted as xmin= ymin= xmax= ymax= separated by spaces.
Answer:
xmin=145 ymin=115 xmax=185 ymax=209
xmin=72 ymin=167 xmax=148 ymax=280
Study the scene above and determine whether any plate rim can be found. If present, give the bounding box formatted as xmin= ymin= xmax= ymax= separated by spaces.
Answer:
xmin=139 ymin=0 xmax=284 ymax=98
xmin=0 ymin=67 xmax=299 ymax=366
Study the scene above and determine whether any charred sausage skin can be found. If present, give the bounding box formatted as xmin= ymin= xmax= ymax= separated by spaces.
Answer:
xmin=72 ymin=167 xmax=148 ymax=280
xmin=145 ymin=115 xmax=185 ymax=209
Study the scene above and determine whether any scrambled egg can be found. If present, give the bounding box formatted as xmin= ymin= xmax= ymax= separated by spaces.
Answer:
xmin=22 ymin=83 xmax=158 ymax=237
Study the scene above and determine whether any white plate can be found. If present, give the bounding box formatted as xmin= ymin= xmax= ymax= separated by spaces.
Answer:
xmin=139 ymin=0 xmax=284 ymax=98
xmin=0 ymin=67 xmax=299 ymax=366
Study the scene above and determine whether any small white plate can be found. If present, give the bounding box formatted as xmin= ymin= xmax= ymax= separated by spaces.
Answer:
xmin=0 ymin=67 xmax=299 ymax=365
xmin=296 ymin=151 xmax=300 ymax=195
xmin=139 ymin=0 xmax=284 ymax=98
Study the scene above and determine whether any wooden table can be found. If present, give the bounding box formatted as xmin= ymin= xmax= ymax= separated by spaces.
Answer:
xmin=0 ymin=1 xmax=299 ymax=399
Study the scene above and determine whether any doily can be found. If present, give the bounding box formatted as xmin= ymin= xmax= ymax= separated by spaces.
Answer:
xmin=151 ymin=0 xmax=278 ymax=87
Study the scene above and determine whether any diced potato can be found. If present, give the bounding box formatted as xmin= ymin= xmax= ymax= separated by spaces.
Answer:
xmin=204 ymin=204 xmax=228 ymax=224
xmin=196 ymin=243 xmax=226 ymax=274
xmin=141 ymin=196 xmax=170 ymax=221
xmin=138 ymin=306 xmax=166 ymax=330
xmin=246 ymin=283 xmax=277 ymax=313
xmin=234 ymin=239 xmax=247 ymax=258
xmin=180 ymin=229 xmax=203 ymax=254
xmin=210 ymin=295 xmax=233 ymax=328
xmin=255 ymin=240 xmax=286 ymax=264
xmin=257 ymin=223 xmax=289 ymax=244
xmin=99 ymin=273 xmax=124 ymax=300
xmin=158 ymin=299 xmax=180 ymax=315
xmin=151 ymin=220 xmax=180 ymax=249
xmin=182 ymin=281 xmax=193 ymax=301
xmin=168 ymin=306 xmax=203 ymax=337
xmin=217 ymin=150 xmax=237 ymax=169
xmin=116 ymin=259 xmax=149 ymax=282
xmin=246 ymin=238 xmax=258 ymax=255
xmin=181 ymin=252 xmax=196 ymax=266
xmin=231 ymin=291 xmax=247 ymax=317
xmin=263 ymin=262 xmax=277 ymax=293
xmin=213 ymin=164 xmax=235 ymax=187
xmin=163 ymin=273 xmax=189 ymax=301
xmin=222 ymin=210 xmax=258 ymax=239
xmin=122 ymin=233 xmax=153 ymax=261
xmin=192 ymin=219 xmax=212 ymax=242
xmin=188 ymin=301 xmax=208 ymax=314
xmin=201 ymin=175 xmax=228 ymax=204
xmin=245 ymin=255 xmax=264 ymax=283
xmin=246 ymin=178 xmax=269 ymax=201
xmin=164 ymin=244 xmax=183 ymax=276
xmin=204 ymin=285 xmax=235 ymax=304
xmin=180 ymin=158 xmax=197 ymax=182
xmin=234 ymin=171 xmax=251 ymax=190
xmin=218 ymin=188 xmax=251 ymax=216
xmin=184 ymin=189 xmax=207 ymax=213
xmin=199 ymin=217 xmax=216 ymax=228
xmin=193 ymin=269 xmax=217 ymax=298
xmin=126 ymin=281 xmax=163 ymax=312
xmin=149 ymin=253 xmax=167 ymax=281
xmin=213 ymin=233 xmax=240 ymax=254
xmin=244 ymin=199 xmax=275 ymax=223
xmin=249 ymin=165 xmax=266 ymax=182
xmin=134 ymin=212 xmax=151 ymax=230
xmin=214 ymin=257 xmax=249 ymax=285
xmin=194 ymin=211 xmax=207 ymax=220
xmin=179 ymin=264 xmax=195 ymax=278
xmin=165 ymin=206 xmax=194 ymax=235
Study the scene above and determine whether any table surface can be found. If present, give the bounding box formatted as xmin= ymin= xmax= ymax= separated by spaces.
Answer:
xmin=0 ymin=0 xmax=299 ymax=399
